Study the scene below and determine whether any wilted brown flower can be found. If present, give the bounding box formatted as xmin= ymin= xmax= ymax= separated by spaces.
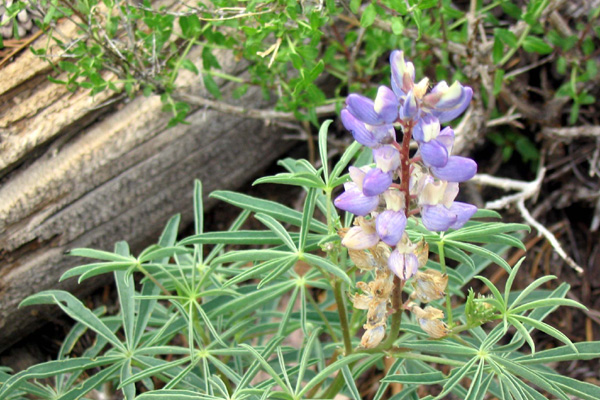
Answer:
xmin=410 ymin=269 xmax=448 ymax=303
xmin=409 ymin=304 xmax=448 ymax=339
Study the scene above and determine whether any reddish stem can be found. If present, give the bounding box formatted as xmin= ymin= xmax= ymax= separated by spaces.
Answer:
xmin=400 ymin=122 xmax=414 ymax=212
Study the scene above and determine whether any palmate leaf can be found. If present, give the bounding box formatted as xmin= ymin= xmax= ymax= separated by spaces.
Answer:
xmin=490 ymin=355 xmax=569 ymax=400
xmin=297 ymin=353 xmax=366 ymax=398
xmin=60 ymin=261 xmax=137 ymax=283
xmin=538 ymin=371 xmax=600 ymax=400
xmin=253 ymin=171 xmax=326 ymax=189
xmin=135 ymin=390 xmax=222 ymax=400
xmin=517 ymin=341 xmax=600 ymax=364
xmin=0 ymin=357 xmax=121 ymax=399
xmin=446 ymin=239 xmax=512 ymax=272
xmin=19 ymin=291 xmax=125 ymax=351
xmin=433 ymin=357 xmax=479 ymax=400
xmin=254 ymin=213 xmax=298 ymax=252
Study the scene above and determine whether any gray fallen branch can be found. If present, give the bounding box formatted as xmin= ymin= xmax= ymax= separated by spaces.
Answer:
xmin=172 ymin=92 xmax=337 ymax=122
xmin=542 ymin=126 xmax=600 ymax=141
xmin=470 ymin=168 xmax=584 ymax=274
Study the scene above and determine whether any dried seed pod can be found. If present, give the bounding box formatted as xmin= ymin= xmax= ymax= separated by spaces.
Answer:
xmin=360 ymin=325 xmax=385 ymax=348
xmin=409 ymin=304 xmax=448 ymax=339
xmin=410 ymin=269 xmax=448 ymax=303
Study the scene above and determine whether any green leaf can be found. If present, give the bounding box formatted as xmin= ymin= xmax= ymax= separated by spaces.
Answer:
xmin=382 ymin=371 xmax=445 ymax=384
xmin=434 ymin=357 xmax=479 ymax=399
xmin=513 ymin=315 xmax=577 ymax=352
xmin=179 ymin=15 xmax=201 ymax=39
xmin=180 ymin=59 xmax=199 ymax=75
xmin=56 ymin=363 xmax=121 ymax=400
xmin=360 ymin=3 xmax=377 ymax=27
xmin=491 ymin=355 xmax=569 ymax=400
xmin=239 ymin=344 xmax=290 ymax=394
xmin=475 ymin=275 xmax=506 ymax=311
xmin=210 ymin=191 xmax=328 ymax=233
xmin=298 ymin=354 xmax=366 ymax=397
xmin=223 ymin=257 xmax=294 ymax=287
xmin=341 ymin=364 xmax=361 ymax=399
xmin=213 ymin=249 xmax=293 ymax=264
xmin=203 ymin=74 xmax=221 ymax=99
xmin=494 ymin=28 xmax=518 ymax=47
xmin=0 ymin=357 xmax=120 ymax=399
xmin=255 ymin=213 xmax=298 ymax=252
xmin=302 ymin=253 xmax=351 ymax=285
xmin=318 ymin=120 xmax=332 ymax=184
xmin=20 ymin=291 xmax=125 ymax=351
xmin=138 ymin=246 xmax=189 ymax=263
xmin=493 ymin=69 xmax=505 ymax=96
xmin=446 ymin=240 xmax=511 ymax=273
xmin=253 ymin=172 xmax=325 ymax=188
xmin=60 ymin=261 xmax=136 ymax=282
xmin=509 ymin=275 xmax=556 ymax=309
xmin=538 ymin=372 xmax=600 ymax=400
xmin=329 ymin=141 xmax=362 ymax=184
xmin=136 ymin=390 xmax=222 ymax=400
xmin=299 ymin=188 xmax=318 ymax=251
xmin=257 ymin=256 xmax=299 ymax=288
xmin=66 ymin=248 xmax=134 ymax=262
xmin=523 ymin=36 xmax=553 ymax=54
xmin=115 ymin=242 xmax=135 ymax=348
xmin=518 ymin=341 xmax=600 ymax=364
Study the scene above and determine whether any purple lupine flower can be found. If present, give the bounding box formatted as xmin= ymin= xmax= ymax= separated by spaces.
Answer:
xmin=363 ymin=168 xmax=393 ymax=196
xmin=388 ymin=249 xmax=419 ymax=280
xmin=419 ymin=140 xmax=449 ymax=168
xmin=341 ymin=110 xmax=395 ymax=148
xmin=390 ymin=50 xmax=415 ymax=98
xmin=376 ymin=210 xmax=407 ymax=246
xmin=373 ymin=86 xmax=400 ymax=123
xmin=334 ymin=183 xmax=379 ymax=216
xmin=423 ymin=81 xmax=473 ymax=123
xmin=448 ymin=202 xmax=478 ymax=229
xmin=342 ymin=224 xmax=380 ymax=250
xmin=373 ymin=145 xmax=401 ymax=173
xmin=421 ymin=204 xmax=458 ymax=232
xmin=421 ymin=202 xmax=478 ymax=232
xmin=390 ymin=50 xmax=473 ymax=123
xmin=430 ymin=156 xmax=477 ymax=182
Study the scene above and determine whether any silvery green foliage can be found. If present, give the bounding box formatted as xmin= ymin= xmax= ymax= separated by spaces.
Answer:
xmin=1 ymin=124 xmax=599 ymax=400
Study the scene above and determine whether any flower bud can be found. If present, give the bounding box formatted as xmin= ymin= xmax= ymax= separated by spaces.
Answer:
xmin=376 ymin=210 xmax=407 ymax=246
xmin=388 ymin=248 xmax=419 ymax=280
xmin=390 ymin=50 xmax=415 ymax=97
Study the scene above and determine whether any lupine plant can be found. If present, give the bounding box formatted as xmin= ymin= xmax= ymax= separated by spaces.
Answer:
xmin=1 ymin=51 xmax=599 ymax=400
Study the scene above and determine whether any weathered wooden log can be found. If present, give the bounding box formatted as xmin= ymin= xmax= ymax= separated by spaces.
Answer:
xmin=0 ymin=21 xmax=294 ymax=350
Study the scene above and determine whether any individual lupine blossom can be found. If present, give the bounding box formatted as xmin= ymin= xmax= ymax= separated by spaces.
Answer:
xmin=336 ymin=49 xmax=478 ymax=341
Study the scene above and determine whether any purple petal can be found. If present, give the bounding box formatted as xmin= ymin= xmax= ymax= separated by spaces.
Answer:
xmin=421 ymin=204 xmax=457 ymax=232
xmin=420 ymin=140 xmax=448 ymax=168
xmin=341 ymin=109 xmax=378 ymax=147
xmin=399 ymin=90 xmax=419 ymax=121
xmin=412 ymin=114 xmax=439 ymax=142
xmin=346 ymin=94 xmax=381 ymax=125
xmin=448 ymin=202 xmax=478 ymax=229
xmin=390 ymin=50 xmax=415 ymax=98
xmin=374 ymin=86 xmax=399 ymax=123
xmin=388 ymin=250 xmax=419 ymax=280
xmin=376 ymin=210 xmax=407 ymax=246
xmin=342 ymin=226 xmax=380 ymax=250
xmin=370 ymin=124 xmax=396 ymax=145
xmin=430 ymin=84 xmax=473 ymax=123
xmin=334 ymin=186 xmax=379 ymax=216
xmin=373 ymin=145 xmax=401 ymax=173
xmin=437 ymin=127 xmax=455 ymax=153
xmin=431 ymin=156 xmax=477 ymax=182
xmin=362 ymin=168 xmax=393 ymax=196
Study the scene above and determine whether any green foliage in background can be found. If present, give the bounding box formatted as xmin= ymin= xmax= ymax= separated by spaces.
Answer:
xmin=2 ymin=0 xmax=599 ymax=128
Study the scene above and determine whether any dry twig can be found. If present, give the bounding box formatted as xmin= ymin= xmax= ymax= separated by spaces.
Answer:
xmin=471 ymin=168 xmax=584 ymax=274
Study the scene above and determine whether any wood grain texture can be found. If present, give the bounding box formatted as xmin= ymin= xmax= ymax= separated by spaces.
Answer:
xmin=0 ymin=27 xmax=293 ymax=349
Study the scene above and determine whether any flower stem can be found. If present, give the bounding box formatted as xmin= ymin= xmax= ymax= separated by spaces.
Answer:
xmin=333 ymin=279 xmax=353 ymax=355
xmin=438 ymin=240 xmax=454 ymax=327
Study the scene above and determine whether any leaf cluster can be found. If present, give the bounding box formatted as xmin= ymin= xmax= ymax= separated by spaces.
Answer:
xmin=0 ymin=122 xmax=598 ymax=400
